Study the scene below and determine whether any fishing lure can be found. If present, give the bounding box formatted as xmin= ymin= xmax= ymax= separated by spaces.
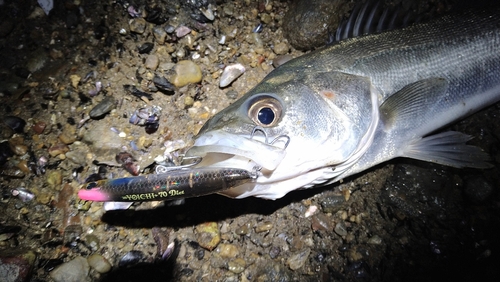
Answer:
xmin=78 ymin=167 xmax=257 ymax=202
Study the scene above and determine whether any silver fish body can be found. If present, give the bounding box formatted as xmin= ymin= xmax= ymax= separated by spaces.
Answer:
xmin=186 ymin=8 xmax=500 ymax=199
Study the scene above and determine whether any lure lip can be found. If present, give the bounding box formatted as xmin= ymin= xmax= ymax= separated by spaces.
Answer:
xmin=186 ymin=130 xmax=287 ymax=171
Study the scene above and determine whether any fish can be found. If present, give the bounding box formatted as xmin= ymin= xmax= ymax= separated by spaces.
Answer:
xmin=185 ymin=7 xmax=500 ymax=200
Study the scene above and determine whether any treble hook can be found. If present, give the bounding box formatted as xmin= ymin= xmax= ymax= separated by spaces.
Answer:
xmin=249 ymin=126 xmax=290 ymax=150
xmin=155 ymin=155 xmax=203 ymax=174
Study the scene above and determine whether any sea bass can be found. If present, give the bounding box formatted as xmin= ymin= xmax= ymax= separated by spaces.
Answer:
xmin=185 ymin=7 xmax=500 ymax=200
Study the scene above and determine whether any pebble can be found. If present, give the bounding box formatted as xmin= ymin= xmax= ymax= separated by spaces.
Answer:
xmin=273 ymin=42 xmax=289 ymax=55
xmin=129 ymin=18 xmax=147 ymax=34
xmin=235 ymin=221 xmax=251 ymax=235
xmin=227 ymin=258 xmax=246 ymax=274
xmin=118 ymin=250 xmax=145 ymax=268
xmin=46 ymin=170 xmax=63 ymax=188
xmin=220 ymin=63 xmax=245 ymax=88
xmin=145 ymin=54 xmax=159 ymax=70
xmin=153 ymin=26 xmax=167 ymax=44
xmin=320 ymin=194 xmax=345 ymax=213
xmin=48 ymin=143 xmax=69 ymax=157
xmin=0 ymin=249 xmax=37 ymax=282
xmin=87 ymin=254 xmax=112 ymax=273
xmin=49 ymin=256 xmax=90 ymax=282
xmin=32 ymin=121 xmax=47 ymax=134
xmin=311 ymin=213 xmax=333 ymax=232
xmin=58 ymin=125 xmax=76 ymax=144
xmin=171 ymin=60 xmax=202 ymax=87
xmin=4 ymin=116 xmax=26 ymax=133
xmin=82 ymin=122 xmax=124 ymax=155
xmin=175 ymin=26 xmax=191 ymax=38
xmin=65 ymin=150 xmax=87 ymax=165
xmin=282 ymin=0 xmax=341 ymax=50
xmin=89 ymin=96 xmax=116 ymax=118
xmin=255 ymin=221 xmax=273 ymax=233
xmin=10 ymin=143 xmax=28 ymax=156
xmin=367 ymin=235 xmax=383 ymax=245
xmin=70 ymin=74 xmax=81 ymax=88
xmin=195 ymin=222 xmax=220 ymax=251
xmin=334 ymin=221 xmax=348 ymax=237
xmin=216 ymin=243 xmax=239 ymax=258
xmin=287 ymin=248 xmax=311 ymax=270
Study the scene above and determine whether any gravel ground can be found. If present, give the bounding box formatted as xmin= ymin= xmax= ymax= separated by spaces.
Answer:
xmin=1 ymin=0 xmax=499 ymax=281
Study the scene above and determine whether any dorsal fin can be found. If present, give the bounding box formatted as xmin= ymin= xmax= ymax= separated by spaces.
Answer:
xmin=332 ymin=1 xmax=428 ymax=43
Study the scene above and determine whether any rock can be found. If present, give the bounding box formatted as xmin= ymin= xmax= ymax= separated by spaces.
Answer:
xmin=227 ymin=258 xmax=246 ymax=274
xmin=287 ymin=248 xmax=310 ymax=270
xmin=219 ymin=63 xmax=245 ymax=88
xmin=273 ymin=42 xmax=289 ymax=55
xmin=283 ymin=0 xmax=344 ymax=50
xmin=216 ymin=243 xmax=239 ymax=258
xmin=129 ymin=18 xmax=147 ymax=34
xmin=311 ymin=213 xmax=333 ymax=232
xmin=46 ymin=170 xmax=63 ymax=188
xmin=87 ymin=254 xmax=112 ymax=273
xmin=153 ymin=26 xmax=167 ymax=44
xmin=0 ymin=249 xmax=37 ymax=282
xmin=195 ymin=222 xmax=220 ymax=251
xmin=32 ymin=121 xmax=47 ymax=134
xmin=145 ymin=54 xmax=159 ymax=70
xmin=82 ymin=121 xmax=123 ymax=155
xmin=58 ymin=125 xmax=76 ymax=144
xmin=334 ymin=221 xmax=348 ymax=237
xmin=89 ymin=96 xmax=116 ymax=118
xmin=255 ymin=221 xmax=273 ymax=233
xmin=65 ymin=150 xmax=87 ymax=166
xmin=171 ymin=60 xmax=202 ymax=87
xmin=320 ymin=194 xmax=345 ymax=213
xmin=70 ymin=74 xmax=81 ymax=88
xmin=48 ymin=144 xmax=69 ymax=157
xmin=49 ymin=256 xmax=90 ymax=282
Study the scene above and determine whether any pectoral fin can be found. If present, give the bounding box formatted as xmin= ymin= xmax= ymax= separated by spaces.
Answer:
xmin=402 ymin=131 xmax=492 ymax=168
xmin=380 ymin=78 xmax=491 ymax=168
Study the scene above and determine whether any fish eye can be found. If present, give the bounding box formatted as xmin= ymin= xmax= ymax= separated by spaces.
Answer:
xmin=248 ymin=97 xmax=282 ymax=127
xmin=86 ymin=182 xmax=98 ymax=189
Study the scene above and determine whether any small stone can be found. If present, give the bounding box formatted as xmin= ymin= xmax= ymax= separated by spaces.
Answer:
xmin=70 ymin=74 xmax=81 ymax=88
xmin=216 ymin=243 xmax=239 ymax=258
xmin=287 ymin=248 xmax=311 ymax=270
xmin=65 ymin=150 xmax=87 ymax=166
xmin=0 ymin=249 xmax=37 ymax=282
xmin=10 ymin=144 xmax=28 ymax=156
xmin=255 ymin=221 xmax=273 ymax=233
xmin=46 ymin=170 xmax=63 ymax=188
xmin=367 ymin=235 xmax=383 ymax=245
xmin=89 ymin=96 xmax=116 ymax=118
xmin=175 ymin=26 xmax=191 ymax=38
xmin=153 ymin=26 xmax=167 ymax=44
xmin=195 ymin=222 xmax=220 ymax=251
xmin=320 ymin=194 xmax=345 ymax=213
xmin=171 ymin=60 xmax=202 ymax=87
xmin=87 ymin=254 xmax=112 ymax=273
xmin=227 ymin=258 xmax=246 ymax=274
xmin=58 ymin=125 xmax=76 ymax=145
xmin=49 ymin=256 xmax=90 ymax=282
xmin=32 ymin=121 xmax=47 ymax=134
xmin=129 ymin=18 xmax=147 ymax=34
xmin=334 ymin=222 xmax=348 ymax=237
xmin=260 ymin=13 xmax=272 ymax=24
xmin=220 ymin=63 xmax=245 ymax=88
xmin=311 ymin=213 xmax=333 ymax=232
xmin=16 ymin=160 xmax=30 ymax=173
xmin=273 ymin=42 xmax=289 ymax=55
xmin=145 ymin=54 xmax=159 ymax=70
xmin=184 ymin=96 xmax=194 ymax=108
xmin=235 ymin=221 xmax=251 ymax=235
xmin=48 ymin=144 xmax=69 ymax=157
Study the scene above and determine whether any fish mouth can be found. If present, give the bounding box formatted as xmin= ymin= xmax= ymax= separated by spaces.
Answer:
xmin=185 ymin=130 xmax=287 ymax=172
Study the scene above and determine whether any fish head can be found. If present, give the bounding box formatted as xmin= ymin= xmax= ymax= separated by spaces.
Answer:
xmin=187 ymin=70 xmax=380 ymax=199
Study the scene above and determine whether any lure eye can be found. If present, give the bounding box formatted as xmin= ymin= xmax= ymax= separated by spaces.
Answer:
xmin=248 ymin=97 xmax=282 ymax=127
xmin=86 ymin=182 xmax=98 ymax=190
